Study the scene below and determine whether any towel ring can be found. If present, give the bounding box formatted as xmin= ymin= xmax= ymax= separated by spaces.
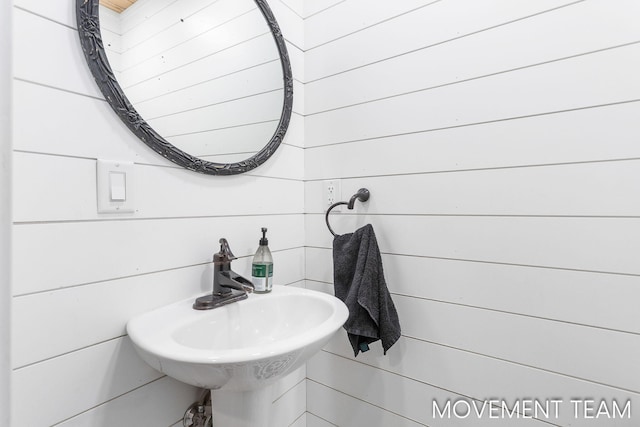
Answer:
xmin=325 ymin=188 xmax=370 ymax=237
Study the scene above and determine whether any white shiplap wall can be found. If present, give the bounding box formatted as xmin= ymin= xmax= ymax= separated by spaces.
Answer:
xmin=304 ymin=1 xmax=640 ymax=426
xmin=0 ymin=0 xmax=13 ymax=424
xmin=10 ymin=0 xmax=305 ymax=426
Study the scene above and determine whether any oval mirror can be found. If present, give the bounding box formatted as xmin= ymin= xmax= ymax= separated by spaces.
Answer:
xmin=76 ymin=0 xmax=293 ymax=175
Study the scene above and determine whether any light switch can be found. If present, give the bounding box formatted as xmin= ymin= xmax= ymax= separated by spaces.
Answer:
xmin=110 ymin=171 xmax=126 ymax=201
xmin=97 ymin=160 xmax=135 ymax=213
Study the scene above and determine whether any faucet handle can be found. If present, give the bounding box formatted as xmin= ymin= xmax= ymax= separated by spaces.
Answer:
xmin=216 ymin=238 xmax=237 ymax=262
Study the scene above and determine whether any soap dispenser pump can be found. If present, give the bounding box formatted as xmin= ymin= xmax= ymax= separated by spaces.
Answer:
xmin=251 ymin=227 xmax=273 ymax=293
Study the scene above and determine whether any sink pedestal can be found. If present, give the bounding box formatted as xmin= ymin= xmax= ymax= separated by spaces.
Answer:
xmin=211 ymin=386 xmax=272 ymax=427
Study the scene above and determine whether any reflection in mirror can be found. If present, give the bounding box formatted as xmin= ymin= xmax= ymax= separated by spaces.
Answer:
xmin=77 ymin=0 xmax=292 ymax=175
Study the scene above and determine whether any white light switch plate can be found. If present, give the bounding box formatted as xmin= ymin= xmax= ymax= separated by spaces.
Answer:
xmin=96 ymin=160 xmax=135 ymax=213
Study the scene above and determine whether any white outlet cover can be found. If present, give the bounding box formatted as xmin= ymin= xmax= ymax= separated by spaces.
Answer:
xmin=323 ymin=179 xmax=342 ymax=212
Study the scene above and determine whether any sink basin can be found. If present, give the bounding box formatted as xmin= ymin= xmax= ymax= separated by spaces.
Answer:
xmin=127 ymin=285 xmax=348 ymax=426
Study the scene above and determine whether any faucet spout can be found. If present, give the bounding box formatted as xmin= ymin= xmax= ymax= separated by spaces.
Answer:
xmin=215 ymin=270 xmax=255 ymax=294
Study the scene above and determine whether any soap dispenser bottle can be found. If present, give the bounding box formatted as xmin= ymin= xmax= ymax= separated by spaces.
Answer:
xmin=251 ymin=227 xmax=273 ymax=293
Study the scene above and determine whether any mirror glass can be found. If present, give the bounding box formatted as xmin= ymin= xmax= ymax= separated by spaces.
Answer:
xmin=77 ymin=0 xmax=293 ymax=174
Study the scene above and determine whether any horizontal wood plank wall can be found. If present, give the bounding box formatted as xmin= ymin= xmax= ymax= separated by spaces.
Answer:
xmin=0 ymin=0 xmax=11 ymax=424
xmin=304 ymin=0 xmax=640 ymax=426
xmin=11 ymin=0 xmax=305 ymax=425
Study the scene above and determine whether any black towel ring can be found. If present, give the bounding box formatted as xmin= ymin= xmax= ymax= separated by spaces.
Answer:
xmin=325 ymin=188 xmax=370 ymax=237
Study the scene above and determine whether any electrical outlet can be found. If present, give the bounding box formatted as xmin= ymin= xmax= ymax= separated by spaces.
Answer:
xmin=323 ymin=179 xmax=342 ymax=211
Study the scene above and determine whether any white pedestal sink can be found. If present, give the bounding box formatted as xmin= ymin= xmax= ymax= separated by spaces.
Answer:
xmin=127 ymin=285 xmax=348 ymax=427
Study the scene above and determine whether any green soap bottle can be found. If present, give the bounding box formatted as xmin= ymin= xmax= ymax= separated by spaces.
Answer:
xmin=251 ymin=227 xmax=273 ymax=293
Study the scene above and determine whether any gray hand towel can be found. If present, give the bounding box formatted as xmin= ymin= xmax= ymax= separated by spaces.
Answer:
xmin=333 ymin=224 xmax=401 ymax=357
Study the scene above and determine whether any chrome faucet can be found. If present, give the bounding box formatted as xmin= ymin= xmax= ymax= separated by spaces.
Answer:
xmin=193 ymin=238 xmax=254 ymax=310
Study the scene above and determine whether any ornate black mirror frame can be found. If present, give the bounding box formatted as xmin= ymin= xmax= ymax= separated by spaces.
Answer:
xmin=76 ymin=0 xmax=293 ymax=175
